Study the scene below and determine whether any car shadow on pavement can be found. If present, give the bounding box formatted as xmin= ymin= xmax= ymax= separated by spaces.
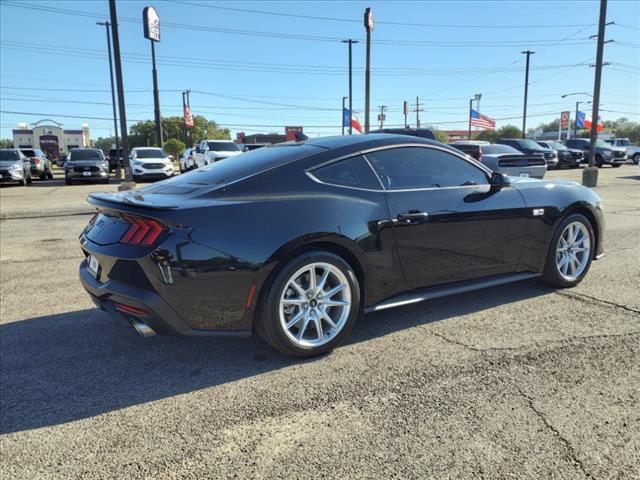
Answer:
xmin=0 ymin=280 xmax=551 ymax=434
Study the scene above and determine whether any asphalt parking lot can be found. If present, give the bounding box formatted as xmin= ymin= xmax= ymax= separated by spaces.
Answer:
xmin=1 ymin=165 xmax=638 ymax=479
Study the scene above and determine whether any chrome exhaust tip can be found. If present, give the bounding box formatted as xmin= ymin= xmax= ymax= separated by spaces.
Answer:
xmin=131 ymin=318 xmax=156 ymax=337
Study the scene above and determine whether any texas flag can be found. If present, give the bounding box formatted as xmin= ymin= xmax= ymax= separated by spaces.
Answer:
xmin=576 ymin=111 xmax=603 ymax=132
xmin=343 ymin=108 xmax=362 ymax=133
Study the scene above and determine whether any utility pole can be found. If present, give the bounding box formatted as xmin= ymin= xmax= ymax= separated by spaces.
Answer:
xmin=413 ymin=97 xmax=423 ymax=128
xmin=521 ymin=50 xmax=535 ymax=139
xmin=403 ymin=101 xmax=408 ymax=128
xmin=341 ymin=39 xmax=359 ymax=135
xmin=342 ymin=96 xmax=348 ymax=135
xmin=109 ymin=0 xmax=134 ymax=189
xmin=96 ymin=21 xmax=120 ymax=177
xmin=377 ymin=105 xmax=387 ymax=129
xmin=182 ymin=91 xmax=188 ymax=144
xmin=584 ymin=0 xmax=608 ymax=187
xmin=364 ymin=8 xmax=374 ymax=134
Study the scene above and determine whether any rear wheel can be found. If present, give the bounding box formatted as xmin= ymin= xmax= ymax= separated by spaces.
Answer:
xmin=541 ymin=213 xmax=594 ymax=288
xmin=595 ymin=155 xmax=604 ymax=168
xmin=634 ymin=153 xmax=640 ymax=165
xmin=256 ymin=251 xmax=361 ymax=357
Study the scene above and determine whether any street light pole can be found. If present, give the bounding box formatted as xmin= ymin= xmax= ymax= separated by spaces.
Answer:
xmin=364 ymin=8 xmax=374 ymax=134
xmin=96 ymin=21 xmax=120 ymax=176
xmin=108 ymin=0 xmax=134 ymax=189
xmin=342 ymin=96 xmax=347 ymax=135
xmin=521 ymin=50 xmax=535 ymax=139
xmin=341 ymin=39 xmax=359 ymax=135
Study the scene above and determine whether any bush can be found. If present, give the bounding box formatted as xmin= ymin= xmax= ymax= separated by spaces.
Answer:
xmin=164 ymin=138 xmax=186 ymax=160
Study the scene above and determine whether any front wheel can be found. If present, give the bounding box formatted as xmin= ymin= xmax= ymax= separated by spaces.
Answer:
xmin=541 ymin=213 xmax=594 ymax=288
xmin=612 ymin=163 xmax=622 ymax=168
xmin=256 ymin=251 xmax=361 ymax=357
xmin=633 ymin=153 xmax=640 ymax=165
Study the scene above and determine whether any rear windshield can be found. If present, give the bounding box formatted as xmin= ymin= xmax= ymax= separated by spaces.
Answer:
xmin=69 ymin=149 xmax=103 ymax=160
xmin=540 ymin=141 xmax=566 ymax=150
xmin=21 ymin=150 xmax=36 ymax=157
xmin=142 ymin=144 xmax=324 ymax=192
xmin=135 ymin=149 xmax=166 ymax=159
xmin=510 ymin=139 xmax=542 ymax=149
xmin=208 ymin=142 xmax=241 ymax=152
xmin=482 ymin=144 xmax=520 ymax=154
xmin=0 ymin=150 xmax=20 ymax=161
xmin=451 ymin=144 xmax=478 ymax=154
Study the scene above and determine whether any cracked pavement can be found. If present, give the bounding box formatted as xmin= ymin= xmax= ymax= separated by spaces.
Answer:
xmin=1 ymin=165 xmax=639 ymax=479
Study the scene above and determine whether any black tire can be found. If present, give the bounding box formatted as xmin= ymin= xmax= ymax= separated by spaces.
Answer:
xmin=40 ymin=171 xmax=47 ymax=180
xmin=26 ymin=173 xmax=32 ymax=185
xmin=255 ymin=251 xmax=361 ymax=357
xmin=47 ymin=168 xmax=54 ymax=179
xmin=634 ymin=153 xmax=640 ymax=165
xmin=540 ymin=213 xmax=595 ymax=288
xmin=595 ymin=155 xmax=604 ymax=168
xmin=612 ymin=163 xmax=622 ymax=168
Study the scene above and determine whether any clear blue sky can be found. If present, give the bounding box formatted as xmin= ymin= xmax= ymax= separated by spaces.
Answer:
xmin=1 ymin=0 xmax=638 ymax=140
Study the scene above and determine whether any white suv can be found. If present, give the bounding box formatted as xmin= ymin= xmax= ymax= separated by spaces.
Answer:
xmin=194 ymin=140 xmax=242 ymax=168
xmin=129 ymin=147 xmax=174 ymax=181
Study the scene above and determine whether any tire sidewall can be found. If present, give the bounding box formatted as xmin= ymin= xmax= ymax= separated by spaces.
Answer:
xmin=545 ymin=213 xmax=595 ymax=288
xmin=259 ymin=251 xmax=361 ymax=357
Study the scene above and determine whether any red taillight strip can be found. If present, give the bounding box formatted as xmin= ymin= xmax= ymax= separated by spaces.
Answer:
xmin=119 ymin=215 xmax=166 ymax=246
xmin=115 ymin=303 xmax=148 ymax=316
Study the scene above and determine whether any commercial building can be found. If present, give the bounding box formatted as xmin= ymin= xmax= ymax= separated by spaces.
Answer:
xmin=12 ymin=119 xmax=91 ymax=158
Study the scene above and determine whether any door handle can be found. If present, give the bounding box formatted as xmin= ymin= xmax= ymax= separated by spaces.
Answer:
xmin=396 ymin=211 xmax=429 ymax=223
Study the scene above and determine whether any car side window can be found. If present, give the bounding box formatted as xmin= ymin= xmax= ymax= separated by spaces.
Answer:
xmin=365 ymin=147 xmax=488 ymax=190
xmin=311 ymin=155 xmax=382 ymax=190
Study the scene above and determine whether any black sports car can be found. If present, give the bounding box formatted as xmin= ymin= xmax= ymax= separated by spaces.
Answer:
xmin=79 ymin=135 xmax=604 ymax=357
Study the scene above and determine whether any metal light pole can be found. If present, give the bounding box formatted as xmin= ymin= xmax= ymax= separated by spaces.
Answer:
xmin=108 ymin=0 xmax=134 ymax=189
xmin=468 ymin=93 xmax=481 ymax=140
xmin=143 ymin=6 xmax=162 ymax=147
xmin=341 ymin=39 xmax=359 ymax=135
xmin=403 ymin=101 xmax=408 ymax=128
xmin=561 ymin=92 xmax=593 ymax=138
xmin=521 ymin=50 xmax=535 ymax=139
xmin=364 ymin=8 xmax=374 ymax=134
xmin=342 ymin=96 xmax=347 ymax=135
xmin=584 ymin=0 xmax=608 ymax=187
xmin=96 ymin=21 xmax=120 ymax=177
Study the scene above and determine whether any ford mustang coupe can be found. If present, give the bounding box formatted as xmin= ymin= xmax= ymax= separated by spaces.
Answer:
xmin=79 ymin=135 xmax=604 ymax=357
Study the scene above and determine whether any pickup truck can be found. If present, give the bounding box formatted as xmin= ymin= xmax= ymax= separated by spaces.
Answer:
xmin=605 ymin=138 xmax=640 ymax=164
xmin=194 ymin=140 xmax=242 ymax=168
xmin=565 ymin=138 xmax=626 ymax=167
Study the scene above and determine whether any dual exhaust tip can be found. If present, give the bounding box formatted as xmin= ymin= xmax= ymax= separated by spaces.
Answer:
xmin=131 ymin=318 xmax=156 ymax=337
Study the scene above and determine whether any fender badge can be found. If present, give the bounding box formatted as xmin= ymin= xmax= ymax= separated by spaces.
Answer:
xmin=533 ymin=208 xmax=545 ymax=216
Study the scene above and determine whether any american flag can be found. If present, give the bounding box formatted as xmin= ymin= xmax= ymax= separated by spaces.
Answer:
xmin=184 ymin=105 xmax=194 ymax=128
xmin=470 ymin=109 xmax=495 ymax=130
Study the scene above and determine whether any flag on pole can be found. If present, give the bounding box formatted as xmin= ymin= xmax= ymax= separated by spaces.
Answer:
xmin=470 ymin=109 xmax=496 ymax=130
xmin=343 ymin=108 xmax=363 ymax=133
xmin=184 ymin=105 xmax=194 ymax=128
xmin=576 ymin=111 xmax=602 ymax=132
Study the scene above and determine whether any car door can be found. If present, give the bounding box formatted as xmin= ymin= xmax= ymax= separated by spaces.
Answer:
xmin=365 ymin=145 xmax=528 ymax=289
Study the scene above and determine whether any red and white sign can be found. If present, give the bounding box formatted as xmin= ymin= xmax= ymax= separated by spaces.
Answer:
xmin=560 ymin=111 xmax=570 ymax=129
xmin=285 ymin=126 xmax=303 ymax=141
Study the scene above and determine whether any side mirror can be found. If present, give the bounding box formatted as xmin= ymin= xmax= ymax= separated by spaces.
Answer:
xmin=490 ymin=172 xmax=511 ymax=189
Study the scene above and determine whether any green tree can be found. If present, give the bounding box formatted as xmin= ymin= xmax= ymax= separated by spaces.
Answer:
xmin=0 ymin=139 xmax=14 ymax=148
xmin=427 ymin=126 xmax=449 ymax=144
xmin=92 ymin=136 xmax=116 ymax=153
xmin=475 ymin=124 xmax=522 ymax=143
xmin=164 ymin=138 xmax=185 ymax=159
xmin=128 ymin=115 xmax=231 ymax=149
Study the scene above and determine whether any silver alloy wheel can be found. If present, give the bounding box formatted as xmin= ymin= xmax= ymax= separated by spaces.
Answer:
xmin=556 ymin=221 xmax=591 ymax=281
xmin=279 ymin=262 xmax=352 ymax=349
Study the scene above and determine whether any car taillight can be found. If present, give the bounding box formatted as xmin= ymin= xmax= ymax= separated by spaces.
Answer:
xmin=120 ymin=216 xmax=165 ymax=246
xmin=31 ymin=157 xmax=40 ymax=164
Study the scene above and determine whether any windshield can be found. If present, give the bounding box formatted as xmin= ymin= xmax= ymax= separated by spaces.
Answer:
xmin=616 ymin=139 xmax=630 ymax=146
xmin=595 ymin=140 xmax=612 ymax=148
xmin=541 ymin=141 xmax=566 ymax=150
xmin=0 ymin=150 xmax=20 ymax=162
xmin=135 ymin=149 xmax=166 ymax=159
xmin=483 ymin=144 xmax=520 ymax=154
xmin=208 ymin=142 xmax=240 ymax=152
xmin=69 ymin=149 xmax=103 ymax=161
xmin=21 ymin=150 xmax=36 ymax=157
xmin=516 ymin=139 xmax=544 ymax=149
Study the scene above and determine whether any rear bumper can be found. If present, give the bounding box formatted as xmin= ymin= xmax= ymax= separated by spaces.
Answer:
xmin=501 ymin=165 xmax=547 ymax=179
xmin=79 ymin=256 xmax=250 ymax=338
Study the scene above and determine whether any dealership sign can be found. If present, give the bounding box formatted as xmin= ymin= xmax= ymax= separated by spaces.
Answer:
xmin=143 ymin=6 xmax=160 ymax=42
xmin=560 ymin=111 xmax=570 ymax=129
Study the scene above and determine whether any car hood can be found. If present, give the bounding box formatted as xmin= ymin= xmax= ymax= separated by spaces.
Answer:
xmin=0 ymin=160 xmax=22 ymax=168
xmin=508 ymin=176 xmax=579 ymax=189
xmin=209 ymin=150 xmax=242 ymax=157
